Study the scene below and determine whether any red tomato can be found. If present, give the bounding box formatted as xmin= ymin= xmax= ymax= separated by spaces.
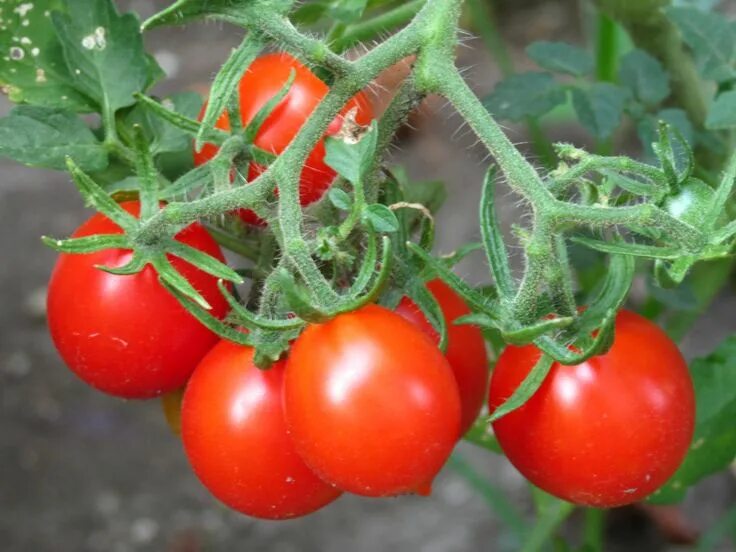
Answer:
xmin=47 ymin=201 xmax=229 ymax=399
xmin=396 ymin=279 xmax=489 ymax=435
xmin=181 ymin=340 xmax=341 ymax=519
xmin=488 ymin=310 xmax=695 ymax=507
xmin=283 ymin=304 xmax=461 ymax=497
xmin=194 ymin=52 xmax=374 ymax=224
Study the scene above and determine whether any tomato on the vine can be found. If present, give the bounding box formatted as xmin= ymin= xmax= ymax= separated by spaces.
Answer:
xmin=181 ymin=340 xmax=341 ymax=519
xmin=194 ymin=52 xmax=374 ymax=224
xmin=488 ymin=310 xmax=695 ymax=508
xmin=283 ymin=304 xmax=461 ymax=497
xmin=47 ymin=201 xmax=229 ymax=399
xmin=396 ymin=279 xmax=489 ymax=435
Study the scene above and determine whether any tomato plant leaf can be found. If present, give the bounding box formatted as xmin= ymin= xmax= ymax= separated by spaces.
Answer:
xmin=0 ymin=105 xmax=108 ymax=170
xmin=51 ymin=0 xmax=161 ymax=116
xmin=618 ymin=49 xmax=670 ymax=106
xmin=483 ymin=72 xmax=566 ymax=122
xmin=165 ymin=240 xmax=244 ymax=285
xmin=667 ymin=7 xmax=736 ymax=83
xmin=489 ymin=354 xmax=555 ymax=422
xmin=126 ymin=92 xmax=203 ymax=155
xmin=526 ymin=41 xmax=593 ymax=77
xmin=705 ymin=90 xmax=736 ymax=130
xmin=362 ymin=203 xmax=399 ymax=233
xmin=649 ymin=334 xmax=736 ymax=504
xmin=324 ymin=122 xmax=378 ymax=186
xmin=330 ymin=0 xmax=369 ymax=24
xmin=328 ymin=187 xmax=353 ymax=211
xmin=572 ymin=83 xmax=629 ymax=140
xmin=0 ymin=0 xmax=95 ymax=112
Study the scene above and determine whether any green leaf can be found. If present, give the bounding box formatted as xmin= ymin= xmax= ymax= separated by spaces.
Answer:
xmin=489 ymin=354 xmax=555 ymax=422
xmin=526 ymin=41 xmax=593 ymax=77
xmin=649 ymin=335 xmax=736 ymax=504
xmin=330 ymin=0 xmax=369 ymax=23
xmin=362 ymin=203 xmax=399 ymax=232
xmin=705 ymin=90 xmax=736 ymax=129
xmin=484 ymin=72 xmax=566 ymax=122
xmin=324 ymin=122 xmax=378 ymax=186
xmin=126 ymin=92 xmax=203 ymax=155
xmin=572 ymin=83 xmax=628 ymax=140
xmin=0 ymin=0 xmax=95 ymax=111
xmin=667 ymin=7 xmax=736 ymax=82
xmin=618 ymin=49 xmax=670 ymax=105
xmin=328 ymin=187 xmax=353 ymax=210
xmin=52 ymin=0 xmax=160 ymax=114
xmin=0 ymin=105 xmax=107 ymax=170
xmin=42 ymin=233 xmax=127 ymax=253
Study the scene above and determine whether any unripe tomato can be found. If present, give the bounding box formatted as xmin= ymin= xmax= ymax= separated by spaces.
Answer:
xmin=396 ymin=279 xmax=489 ymax=435
xmin=284 ymin=304 xmax=461 ymax=497
xmin=663 ymin=178 xmax=714 ymax=228
xmin=47 ymin=201 xmax=229 ymax=399
xmin=181 ymin=340 xmax=341 ymax=520
xmin=194 ymin=52 xmax=374 ymax=225
xmin=488 ymin=310 xmax=695 ymax=508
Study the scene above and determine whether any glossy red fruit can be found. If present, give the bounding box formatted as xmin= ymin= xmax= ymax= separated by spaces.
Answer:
xmin=488 ymin=310 xmax=695 ymax=507
xmin=47 ymin=201 xmax=229 ymax=399
xmin=396 ymin=279 xmax=489 ymax=435
xmin=284 ymin=304 xmax=461 ymax=497
xmin=181 ymin=340 xmax=341 ymax=519
xmin=194 ymin=52 xmax=374 ymax=224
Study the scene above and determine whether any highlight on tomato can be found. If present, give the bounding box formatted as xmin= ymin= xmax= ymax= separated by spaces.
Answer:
xmin=181 ymin=339 xmax=341 ymax=520
xmin=46 ymin=201 xmax=230 ymax=399
xmin=283 ymin=304 xmax=462 ymax=497
xmin=488 ymin=309 xmax=695 ymax=508
xmin=194 ymin=52 xmax=374 ymax=224
xmin=396 ymin=278 xmax=490 ymax=436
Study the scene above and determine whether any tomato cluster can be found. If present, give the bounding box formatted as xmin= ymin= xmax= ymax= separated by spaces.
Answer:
xmin=46 ymin=52 xmax=695 ymax=520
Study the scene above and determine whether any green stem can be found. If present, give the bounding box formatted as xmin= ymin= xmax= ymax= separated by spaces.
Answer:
xmin=205 ymin=225 xmax=260 ymax=262
xmin=583 ymin=508 xmax=605 ymax=552
xmin=520 ymin=499 xmax=575 ymax=552
xmin=595 ymin=13 xmax=619 ymax=82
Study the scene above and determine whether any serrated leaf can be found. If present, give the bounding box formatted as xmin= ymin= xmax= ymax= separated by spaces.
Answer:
xmin=649 ymin=335 xmax=736 ymax=504
xmin=324 ymin=121 xmax=377 ymax=185
xmin=0 ymin=0 xmax=95 ymax=111
xmin=667 ymin=6 xmax=736 ymax=82
xmin=705 ymin=90 xmax=736 ymax=129
xmin=618 ymin=49 xmax=670 ymax=105
xmin=572 ymin=83 xmax=628 ymax=140
xmin=483 ymin=72 xmax=566 ymax=122
xmin=328 ymin=187 xmax=352 ymax=210
xmin=0 ymin=105 xmax=107 ymax=170
xmin=526 ymin=41 xmax=593 ymax=77
xmin=52 ymin=0 xmax=160 ymax=114
xmin=362 ymin=203 xmax=399 ymax=232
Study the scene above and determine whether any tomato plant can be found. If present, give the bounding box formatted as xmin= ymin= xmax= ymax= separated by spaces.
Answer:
xmin=283 ymin=304 xmax=461 ymax=497
xmin=489 ymin=310 xmax=695 ymax=507
xmin=181 ymin=339 xmax=341 ymax=519
xmin=194 ymin=52 xmax=374 ymax=224
xmin=46 ymin=201 xmax=229 ymax=399
xmin=396 ymin=278 xmax=489 ymax=435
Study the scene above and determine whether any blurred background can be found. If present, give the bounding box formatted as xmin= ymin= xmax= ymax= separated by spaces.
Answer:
xmin=1 ymin=1 xmax=735 ymax=550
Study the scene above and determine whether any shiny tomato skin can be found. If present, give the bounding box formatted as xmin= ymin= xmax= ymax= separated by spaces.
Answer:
xmin=283 ymin=304 xmax=462 ymax=497
xmin=181 ymin=340 xmax=341 ymax=519
xmin=396 ymin=279 xmax=489 ymax=435
xmin=194 ymin=52 xmax=374 ymax=225
xmin=488 ymin=310 xmax=695 ymax=508
xmin=47 ymin=201 xmax=229 ymax=399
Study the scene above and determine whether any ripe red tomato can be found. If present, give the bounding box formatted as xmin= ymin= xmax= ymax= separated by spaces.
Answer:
xmin=194 ymin=52 xmax=374 ymax=224
xmin=181 ymin=340 xmax=341 ymax=519
xmin=396 ymin=279 xmax=489 ymax=435
xmin=488 ymin=310 xmax=695 ymax=507
xmin=283 ymin=304 xmax=461 ymax=497
xmin=47 ymin=201 xmax=229 ymax=399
